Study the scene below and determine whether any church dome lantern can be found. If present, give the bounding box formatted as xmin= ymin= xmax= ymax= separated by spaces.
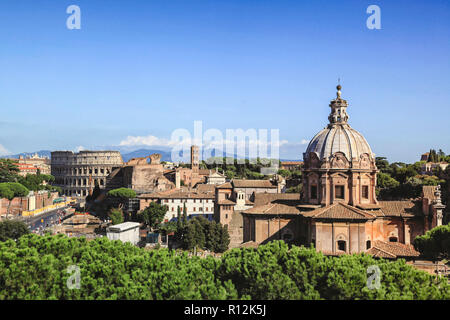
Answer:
xmin=304 ymin=85 xmax=375 ymax=166
xmin=301 ymin=84 xmax=378 ymax=207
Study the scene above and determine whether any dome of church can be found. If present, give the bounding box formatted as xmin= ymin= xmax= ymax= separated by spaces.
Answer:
xmin=305 ymin=124 xmax=374 ymax=162
xmin=304 ymin=85 xmax=374 ymax=162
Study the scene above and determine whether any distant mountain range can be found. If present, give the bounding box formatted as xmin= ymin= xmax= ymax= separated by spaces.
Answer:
xmin=0 ymin=150 xmax=52 ymax=159
xmin=1 ymin=148 xmax=300 ymax=163
xmin=121 ymin=149 xmax=172 ymax=162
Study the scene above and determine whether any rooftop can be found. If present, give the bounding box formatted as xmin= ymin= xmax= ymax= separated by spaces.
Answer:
xmin=107 ymin=221 xmax=141 ymax=232
xmin=366 ymin=240 xmax=420 ymax=259
xmin=232 ymin=179 xmax=277 ymax=188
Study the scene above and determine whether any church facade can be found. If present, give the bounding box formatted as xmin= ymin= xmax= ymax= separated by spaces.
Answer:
xmin=241 ymin=85 xmax=446 ymax=258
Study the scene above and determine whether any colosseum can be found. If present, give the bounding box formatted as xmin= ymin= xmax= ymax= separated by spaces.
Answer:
xmin=51 ymin=151 xmax=123 ymax=197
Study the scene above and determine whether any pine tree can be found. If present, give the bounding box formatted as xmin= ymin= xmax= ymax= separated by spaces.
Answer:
xmin=182 ymin=202 xmax=188 ymax=225
xmin=176 ymin=206 xmax=182 ymax=229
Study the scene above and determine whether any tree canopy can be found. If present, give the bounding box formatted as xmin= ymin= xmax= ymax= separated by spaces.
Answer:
xmin=0 ymin=236 xmax=448 ymax=300
xmin=0 ymin=159 xmax=19 ymax=183
xmin=138 ymin=202 xmax=168 ymax=230
xmin=0 ymin=220 xmax=30 ymax=241
xmin=414 ymin=224 xmax=450 ymax=261
xmin=107 ymin=188 xmax=137 ymax=199
xmin=176 ymin=216 xmax=230 ymax=253
xmin=108 ymin=208 xmax=124 ymax=225
xmin=0 ymin=182 xmax=29 ymax=200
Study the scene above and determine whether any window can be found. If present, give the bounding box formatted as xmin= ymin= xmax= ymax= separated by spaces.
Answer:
xmin=337 ymin=240 xmax=346 ymax=251
xmin=366 ymin=240 xmax=371 ymax=249
xmin=335 ymin=186 xmax=345 ymax=199
xmin=193 ymin=207 xmax=196 ymax=212
xmin=205 ymin=207 xmax=208 ymax=212
xmin=310 ymin=185 xmax=318 ymax=199
xmin=389 ymin=237 xmax=398 ymax=243
xmin=362 ymin=186 xmax=369 ymax=199
xmin=282 ymin=233 xmax=293 ymax=241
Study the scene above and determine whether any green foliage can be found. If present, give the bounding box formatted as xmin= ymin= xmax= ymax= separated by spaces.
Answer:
xmin=0 ymin=159 xmax=19 ymax=183
xmin=414 ymin=224 xmax=450 ymax=260
xmin=138 ymin=202 xmax=168 ymax=230
xmin=158 ymin=221 xmax=178 ymax=235
xmin=278 ymin=169 xmax=292 ymax=178
xmin=376 ymin=156 xmax=446 ymax=200
xmin=177 ymin=217 xmax=230 ymax=253
xmin=182 ymin=203 xmax=188 ymax=225
xmin=17 ymin=174 xmax=55 ymax=192
xmin=0 ymin=237 xmax=448 ymax=300
xmin=0 ymin=184 xmax=14 ymax=200
xmin=0 ymin=234 xmax=238 ymax=300
xmin=109 ymin=208 xmax=124 ymax=225
xmin=107 ymin=188 xmax=136 ymax=199
xmin=217 ymin=241 xmax=450 ymax=300
xmin=286 ymin=184 xmax=302 ymax=194
xmin=0 ymin=182 xmax=29 ymax=200
xmin=201 ymin=157 xmax=278 ymax=179
xmin=0 ymin=220 xmax=30 ymax=241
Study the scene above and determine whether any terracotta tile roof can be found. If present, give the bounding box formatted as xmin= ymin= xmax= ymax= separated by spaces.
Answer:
xmin=253 ymin=193 xmax=301 ymax=206
xmin=302 ymin=202 xmax=376 ymax=220
xmin=196 ymin=184 xmax=215 ymax=193
xmin=217 ymin=182 xmax=232 ymax=189
xmin=422 ymin=185 xmax=438 ymax=201
xmin=356 ymin=203 xmax=381 ymax=210
xmin=139 ymin=189 xmax=214 ymax=199
xmin=217 ymin=199 xmax=236 ymax=205
xmin=199 ymin=169 xmax=212 ymax=175
xmin=280 ymin=161 xmax=304 ymax=165
xmin=232 ymin=179 xmax=277 ymax=188
xmin=239 ymin=241 xmax=259 ymax=248
xmin=378 ymin=200 xmax=421 ymax=217
xmin=367 ymin=240 xmax=420 ymax=258
xmin=366 ymin=247 xmax=397 ymax=258
xmin=242 ymin=203 xmax=303 ymax=215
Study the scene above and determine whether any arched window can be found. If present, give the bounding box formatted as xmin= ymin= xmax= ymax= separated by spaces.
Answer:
xmin=337 ymin=240 xmax=346 ymax=252
xmin=389 ymin=237 xmax=398 ymax=242
xmin=310 ymin=185 xmax=318 ymax=199
xmin=366 ymin=240 xmax=371 ymax=249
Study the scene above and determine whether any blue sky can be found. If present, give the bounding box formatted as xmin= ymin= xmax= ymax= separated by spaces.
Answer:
xmin=0 ymin=0 xmax=449 ymax=163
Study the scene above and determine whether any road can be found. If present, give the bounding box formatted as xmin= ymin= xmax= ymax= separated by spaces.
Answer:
xmin=25 ymin=206 xmax=69 ymax=232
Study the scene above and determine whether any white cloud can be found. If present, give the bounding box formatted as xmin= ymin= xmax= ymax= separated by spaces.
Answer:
xmin=120 ymin=134 xmax=289 ymax=149
xmin=119 ymin=135 xmax=183 ymax=147
xmin=75 ymin=146 xmax=86 ymax=152
xmin=301 ymin=139 xmax=310 ymax=145
xmin=0 ymin=144 xmax=10 ymax=156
